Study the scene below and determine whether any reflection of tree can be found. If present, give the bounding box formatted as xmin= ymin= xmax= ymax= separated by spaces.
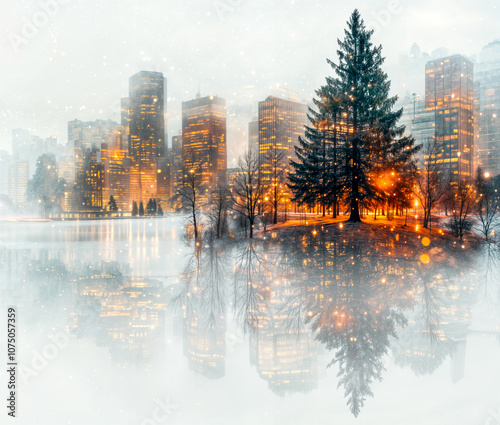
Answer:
xmin=177 ymin=243 xmax=229 ymax=379
xmin=275 ymin=232 xmax=413 ymax=416
xmin=233 ymin=241 xmax=271 ymax=333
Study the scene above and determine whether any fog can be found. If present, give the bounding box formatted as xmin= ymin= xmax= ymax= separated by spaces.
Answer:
xmin=1 ymin=218 xmax=500 ymax=424
xmin=1 ymin=0 xmax=499 ymax=160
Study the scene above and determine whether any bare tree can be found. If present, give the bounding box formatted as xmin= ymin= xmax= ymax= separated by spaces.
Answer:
xmin=475 ymin=168 xmax=499 ymax=241
xmin=414 ymin=138 xmax=450 ymax=231
xmin=231 ymin=150 xmax=262 ymax=239
xmin=206 ymin=184 xmax=231 ymax=240
xmin=263 ymin=146 xmax=288 ymax=224
xmin=179 ymin=169 xmax=205 ymax=242
xmin=446 ymin=179 xmax=476 ymax=241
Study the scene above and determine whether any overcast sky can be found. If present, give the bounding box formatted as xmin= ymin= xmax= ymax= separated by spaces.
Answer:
xmin=1 ymin=0 xmax=499 ymax=153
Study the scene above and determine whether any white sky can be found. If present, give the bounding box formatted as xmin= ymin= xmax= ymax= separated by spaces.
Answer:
xmin=0 ymin=0 xmax=499 ymax=152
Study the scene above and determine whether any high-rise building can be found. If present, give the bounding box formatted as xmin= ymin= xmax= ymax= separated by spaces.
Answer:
xmin=182 ymin=94 xmax=227 ymax=198
xmin=69 ymin=119 xmax=120 ymax=211
xmin=425 ymin=55 xmax=474 ymax=182
xmin=400 ymin=94 xmax=436 ymax=164
xmin=121 ymin=97 xmax=131 ymax=151
xmin=248 ymin=120 xmax=259 ymax=154
xmin=170 ymin=134 xmax=183 ymax=196
xmin=475 ymin=40 xmax=500 ymax=177
xmin=128 ymin=71 xmax=166 ymax=206
xmin=8 ymin=160 xmax=29 ymax=206
xmin=100 ymin=127 xmax=131 ymax=212
xmin=258 ymin=95 xmax=308 ymax=197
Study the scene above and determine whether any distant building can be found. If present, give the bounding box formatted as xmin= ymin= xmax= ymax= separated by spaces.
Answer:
xmin=170 ymin=134 xmax=183 ymax=196
xmin=400 ymin=94 xmax=436 ymax=165
xmin=475 ymin=40 xmax=500 ymax=177
xmin=182 ymin=94 xmax=227 ymax=200
xmin=128 ymin=71 xmax=167 ymax=206
xmin=7 ymin=160 xmax=29 ymax=206
xmin=248 ymin=120 xmax=259 ymax=154
xmin=425 ymin=55 xmax=474 ymax=182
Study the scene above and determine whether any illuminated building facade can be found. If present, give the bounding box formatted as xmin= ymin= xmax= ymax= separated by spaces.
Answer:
xmin=128 ymin=71 xmax=166 ymax=206
xmin=69 ymin=119 xmax=120 ymax=211
xmin=475 ymin=40 xmax=500 ymax=177
xmin=100 ymin=127 xmax=131 ymax=212
xmin=425 ymin=55 xmax=474 ymax=182
xmin=258 ymin=96 xmax=308 ymax=188
xmin=182 ymin=94 xmax=227 ymax=199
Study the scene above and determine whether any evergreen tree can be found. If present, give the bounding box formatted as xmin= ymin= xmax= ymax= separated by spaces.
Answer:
xmin=146 ymin=198 xmax=154 ymax=215
xmin=157 ymin=204 xmax=164 ymax=216
xmin=139 ymin=201 xmax=145 ymax=217
xmin=108 ymin=195 xmax=118 ymax=212
xmin=26 ymin=154 xmax=66 ymax=218
xmin=289 ymin=10 xmax=419 ymax=222
xmin=132 ymin=201 xmax=138 ymax=216
xmin=153 ymin=198 xmax=157 ymax=215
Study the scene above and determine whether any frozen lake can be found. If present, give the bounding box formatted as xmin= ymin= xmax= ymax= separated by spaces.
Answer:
xmin=1 ymin=217 xmax=499 ymax=425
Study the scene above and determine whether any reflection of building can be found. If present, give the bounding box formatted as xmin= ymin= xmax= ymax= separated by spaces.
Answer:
xmin=184 ymin=307 xmax=226 ymax=379
xmin=475 ymin=40 xmax=500 ymax=177
xmin=425 ymin=55 xmax=474 ymax=181
xmin=73 ymin=264 xmax=167 ymax=365
xmin=249 ymin=279 xmax=318 ymax=395
xmin=128 ymin=71 xmax=167 ymax=206
xmin=258 ymin=96 xmax=307 ymax=189
xmin=182 ymin=94 xmax=227 ymax=198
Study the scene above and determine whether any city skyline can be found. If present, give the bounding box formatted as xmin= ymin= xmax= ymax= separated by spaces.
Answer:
xmin=1 ymin=0 xmax=500 ymax=156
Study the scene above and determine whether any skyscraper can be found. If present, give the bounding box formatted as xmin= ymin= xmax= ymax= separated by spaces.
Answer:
xmin=258 ymin=95 xmax=308 ymax=211
xmin=128 ymin=71 xmax=166 ymax=205
xmin=475 ymin=40 xmax=500 ymax=177
xmin=248 ymin=120 xmax=259 ymax=154
xmin=425 ymin=55 xmax=474 ymax=182
xmin=182 ymin=94 xmax=227 ymax=197
xmin=170 ymin=134 xmax=183 ymax=195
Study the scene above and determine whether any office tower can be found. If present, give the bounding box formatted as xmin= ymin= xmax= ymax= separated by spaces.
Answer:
xmin=8 ymin=160 xmax=29 ymax=206
xmin=425 ymin=55 xmax=474 ymax=182
xmin=128 ymin=71 xmax=166 ymax=206
xmin=182 ymin=94 xmax=227 ymax=198
xmin=79 ymin=147 xmax=104 ymax=210
xmin=57 ymin=154 xmax=76 ymax=212
xmin=475 ymin=40 xmax=500 ymax=177
xmin=100 ymin=127 xmax=130 ymax=212
xmin=258 ymin=95 xmax=308 ymax=207
xmin=248 ymin=120 xmax=259 ymax=154
xmin=170 ymin=134 xmax=183 ymax=195
xmin=121 ymin=97 xmax=131 ymax=151
xmin=69 ymin=119 xmax=120 ymax=211
xmin=400 ymin=94 xmax=436 ymax=164
xmin=227 ymin=104 xmax=254 ymax=165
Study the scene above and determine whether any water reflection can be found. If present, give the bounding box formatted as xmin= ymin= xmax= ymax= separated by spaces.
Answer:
xmin=1 ymin=220 xmax=499 ymax=421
